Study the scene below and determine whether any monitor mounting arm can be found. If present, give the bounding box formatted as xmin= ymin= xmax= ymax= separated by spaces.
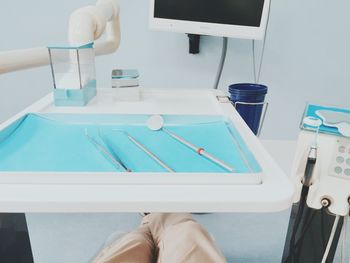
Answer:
xmin=187 ymin=34 xmax=201 ymax=54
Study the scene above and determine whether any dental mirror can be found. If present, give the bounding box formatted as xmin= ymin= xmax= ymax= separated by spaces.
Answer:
xmin=147 ymin=114 xmax=164 ymax=131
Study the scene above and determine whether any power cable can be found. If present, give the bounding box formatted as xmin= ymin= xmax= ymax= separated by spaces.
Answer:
xmin=213 ymin=37 xmax=228 ymax=89
xmin=284 ymin=186 xmax=309 ymax=263
xmin=295 ymin=209 xmax=317 ymax=261
xmin=341 ymin=215 xmax=348 ymax=263
xmin=252 ymin=0 xmax=272 ymax=84
xmin=321 ymin=215 xmax=341 ymax=263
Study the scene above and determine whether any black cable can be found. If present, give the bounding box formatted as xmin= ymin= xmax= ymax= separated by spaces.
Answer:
xmin=321 ymin=208 xmax=327 ymax=250
xmin=283 ymin=209 xmax=317 ymax=263
xmin=295 ymin=209 xmax=317 ymax=262
xmin=284 ymin=210 xmax=316 ymax=262
xmin=291 ymin=186 xmax=309 ymax=260
xmin=294 ymin=209 xmax=311 ymax=263
xmin=284 ymin=141 xmax=317 ymax=263
xmin=284 ymin=185 xmax=310 ymax=263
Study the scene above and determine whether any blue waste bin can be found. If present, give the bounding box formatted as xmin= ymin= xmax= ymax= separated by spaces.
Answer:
xmin=228 ymin=83 xmax=268 ymax=135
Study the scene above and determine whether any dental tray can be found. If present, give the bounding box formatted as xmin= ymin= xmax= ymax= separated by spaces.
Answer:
xmin=0 ymin=89 xmax=293 ymax=212
xmin=0 ymin=113 xmax=260 ymax=173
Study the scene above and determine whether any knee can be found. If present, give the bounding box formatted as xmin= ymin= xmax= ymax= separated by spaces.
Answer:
xmin=177 ymin=221 xmax=211 ymax=243
xmin=122 ymin=231 xmax=153 ymax=247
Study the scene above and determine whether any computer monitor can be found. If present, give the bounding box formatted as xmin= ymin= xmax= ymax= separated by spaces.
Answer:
xmin=149 ymin=0 xmax=270 ymax=40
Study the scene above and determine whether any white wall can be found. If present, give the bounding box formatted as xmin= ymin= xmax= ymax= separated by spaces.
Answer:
xmin=1 ymin=0 xmax=350 ymax=140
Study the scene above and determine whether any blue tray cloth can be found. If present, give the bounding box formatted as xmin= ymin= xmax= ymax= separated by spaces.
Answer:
xmin=0 ymin=114 xmax=261 ymax=173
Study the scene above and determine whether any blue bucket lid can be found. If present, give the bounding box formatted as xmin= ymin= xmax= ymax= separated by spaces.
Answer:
xmin=228 ymin=83 xmax=268 ymax=96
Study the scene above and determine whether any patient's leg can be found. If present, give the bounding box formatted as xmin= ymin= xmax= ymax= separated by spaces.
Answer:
xmin=143 ymin=213 xmax=227 ymax=263
xmin=91 ymin=224 xmax=155 ymax=263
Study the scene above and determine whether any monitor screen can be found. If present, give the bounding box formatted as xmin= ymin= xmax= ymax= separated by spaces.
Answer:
xmin=154 ymin=0 xmax=265 ymax=28
xmin=150 ymin=0 xmax=270 ymax=39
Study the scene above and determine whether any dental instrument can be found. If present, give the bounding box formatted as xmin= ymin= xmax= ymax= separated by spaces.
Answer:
xmin=85 ymin=129 xmax=131 ymax=172
xmin=147 ymin=115 xmax=235 ymax=172
xmin=113 ymin=130 xmax=175 ymax=172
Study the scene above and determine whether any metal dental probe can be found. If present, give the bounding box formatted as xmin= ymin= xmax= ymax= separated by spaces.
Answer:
xmin=85 ymin=129 xmax=131 ymax=172
xmin=147 ymin=115 xmax=235 ymax=172
xmin=163 ymin=128 xmax=234 ymax=172
xmin=113 ymin=130 xmax=175 ymax=173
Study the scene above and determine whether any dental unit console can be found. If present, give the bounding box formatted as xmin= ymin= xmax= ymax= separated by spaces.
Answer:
xmin=283 ymin=104 xmax=350 ymax=263
xmin=293 ymin=104 xmax=350 ymax=216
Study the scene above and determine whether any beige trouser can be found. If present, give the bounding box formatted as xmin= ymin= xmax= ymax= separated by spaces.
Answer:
xmin=91 ymin=213 xmax=227 ymax=263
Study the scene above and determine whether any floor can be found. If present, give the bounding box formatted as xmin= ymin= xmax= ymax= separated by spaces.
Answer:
xmin=26 ymin=212 xmax=350 ymax=263
xmin=26 ymin=211 xmax=290 ymax=263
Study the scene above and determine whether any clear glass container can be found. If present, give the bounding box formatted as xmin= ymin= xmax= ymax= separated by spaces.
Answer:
xmin=48 ymin=43 xmax=97 ymax=106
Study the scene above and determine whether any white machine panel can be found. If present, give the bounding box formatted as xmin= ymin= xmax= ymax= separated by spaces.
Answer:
xmin=329 ymin=139 xmax=350 ymax=180
xmin=292 ymin=131 xmax=350 ymax=216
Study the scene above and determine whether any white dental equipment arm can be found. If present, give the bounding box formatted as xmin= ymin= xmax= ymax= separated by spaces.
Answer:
xmin=0 ymin=0 xmax=120 ymax=74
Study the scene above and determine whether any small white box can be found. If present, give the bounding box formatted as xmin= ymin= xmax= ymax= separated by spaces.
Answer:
xmin=111 ymin=69 xmax=140 ymax=101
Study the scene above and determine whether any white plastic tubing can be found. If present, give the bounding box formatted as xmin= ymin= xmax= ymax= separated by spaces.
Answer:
xmin=0 ymin=0 xmax=121 ymax=74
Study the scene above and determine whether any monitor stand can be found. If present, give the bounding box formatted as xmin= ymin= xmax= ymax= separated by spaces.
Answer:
xmin=187 ymin=34 xmax=201 ymax=54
